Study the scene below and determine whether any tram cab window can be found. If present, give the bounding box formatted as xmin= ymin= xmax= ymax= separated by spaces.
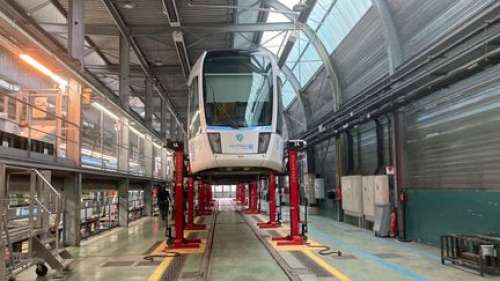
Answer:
xmin=203 ymin=52 xmax=273 ymax=128
xmin=189 ymin=77 xmax=200 ymax=137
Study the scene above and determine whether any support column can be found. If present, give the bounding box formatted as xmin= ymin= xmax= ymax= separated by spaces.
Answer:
xmin=258 ymin=173 xmax=280 ymax=228
xmin=161 ymin=100 xmax=169 ymax=140
xmin=145 ymin=78 xmax=153 ymax=128
xmin=119 ymin=33 xmax=130 ymax=108
xmin=185 ymin=178 xmax=206 ymax=230
xmin=392 ymin=110 xmax=407 ymax=240
xmin=118 ymin=178 xmax=129 ymax=226
xmin=0 ymin=163 xmax=6 ymax=280
xmin=272 ymin=141 xmax=305 ymax=245
xmin=170 ymin=142 xmax=200 ymax=248
xmin=68 ymin=0 xmax=85 ymax=68
xmin=63 ymin=172 xmax=82 ymax=246
xmin=143 ymin=181 xmax=154 ymax=216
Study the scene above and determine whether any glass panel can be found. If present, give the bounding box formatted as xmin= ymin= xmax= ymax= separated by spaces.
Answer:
xmin=204 ymin=51 xmax=273 ymax=128
xmin=81 ymin=105 xmax=102 ymax=168
xmin=282 ymin=80 xmax=296 ymax=108
xmin=317 ymin=0 xmax=372 ymax=53
xmin=102 ymin=114 xmax=118 ymax=171
xmin=280 ymin=0 xmax=372 ymax=87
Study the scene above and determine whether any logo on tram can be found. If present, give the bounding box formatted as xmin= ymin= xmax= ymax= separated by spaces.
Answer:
xmin=235 ymin=134 xmax=244 ymax=142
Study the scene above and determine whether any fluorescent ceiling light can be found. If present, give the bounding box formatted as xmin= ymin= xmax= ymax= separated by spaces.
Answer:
xmin=153 ymin=142 xmax=162 ymax=150
xmin=128 ymin=125 xmax=145 ymax=139
xmin=121 ymin=0 xmax=136 ymax=9
xmin=91 ymin=102 xmax=119 ymax=120
xmin=19 ymin=54 xmax=68 ymax=87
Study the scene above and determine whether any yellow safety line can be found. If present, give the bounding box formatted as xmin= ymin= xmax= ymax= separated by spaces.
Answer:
xmin=301 ymin=249 xmax=351 ymax=281
xmin=147 ymin=257 xmax=174 ymax=281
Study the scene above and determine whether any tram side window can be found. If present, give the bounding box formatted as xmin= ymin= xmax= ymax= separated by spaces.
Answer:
xmin=277 ymin=78 xmax=283 ymax=134
xmin=189 ymin=77 xmax=200 ymax=137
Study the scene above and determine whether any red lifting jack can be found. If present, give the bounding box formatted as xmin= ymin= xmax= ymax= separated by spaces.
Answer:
xmin=272 ymin=141 xmax=306 ymax=245
xmin=237 ymin=184 xmax=247 ymax=206
xmin=167 ymin=142 xmax=200 ymax=249
xmin=243 ymin=181 xmax=259 ymax=214
xmin=197 ymin=182 xmax=212 ymax=216
xmin=185 ymin=177 xmax=206 ymax=230
xmin=258 ymin=173 xmax=281 ymax=229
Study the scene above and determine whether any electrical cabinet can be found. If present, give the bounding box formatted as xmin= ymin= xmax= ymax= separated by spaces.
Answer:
xmin=314 ymin=178 xmax=325 ymax=199
xmin=374 ymin=175 xmax=390 ymax=205
xmin=341 ymin=175 xmax=363 ymax=216
xmin=362 ymin=176 xmax=375 ymax=220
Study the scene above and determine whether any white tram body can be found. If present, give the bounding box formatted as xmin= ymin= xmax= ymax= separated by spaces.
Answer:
xmin=187 ymin=50 xmax=284 ymax=179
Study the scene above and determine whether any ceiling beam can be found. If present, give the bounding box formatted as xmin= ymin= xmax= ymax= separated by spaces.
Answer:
xmin=85 ymin=64 xmax=182 ymax=75
xmin=100 ymin=0 xmax=185 ymax=132
xmin=39 ymin=22 xmax=300 ymax=36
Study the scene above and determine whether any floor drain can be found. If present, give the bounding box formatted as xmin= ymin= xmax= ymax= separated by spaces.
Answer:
xmin=181 ymin=271 xmax=200 ymax=279
xmin=374 ymin=253 xmax=402 ymax=259
xmin=102 ymin=261 xmax=135 ymax=267
xmin=136 ymin=260 xmax=162 ymax=266
xmin=291 ymin=268 xmax=310 ymax=275
xmin=290 ymin=251 xmax=332 ymax=277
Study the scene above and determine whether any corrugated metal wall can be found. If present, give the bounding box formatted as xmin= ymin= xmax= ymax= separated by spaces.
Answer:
xmin=302 ymin=69 xmax=334 ymax=126
xmin=391 ymin=0 xmax=496 ymax=60
xmin=403 ymin=63 xmax=500 ymax=189
xmin=313 ymin=138 xmax=336 ymax=190
xmin=333 ymin=8 xmax=388 ymax=103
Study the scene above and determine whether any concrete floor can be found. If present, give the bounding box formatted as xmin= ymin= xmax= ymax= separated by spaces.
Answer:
xmin=15 ymin=200 xmax=500 ymax=281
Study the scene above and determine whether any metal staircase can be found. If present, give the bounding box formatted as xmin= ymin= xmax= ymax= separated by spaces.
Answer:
xmin=1 ymin=167 xmax=73 ymax=281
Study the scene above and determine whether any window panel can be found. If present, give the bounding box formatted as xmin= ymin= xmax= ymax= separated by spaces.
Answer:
xmin=281 ymin=0 xmax=372 ymax=87
xmin=281 ymin=80 xmax=296 ymax=108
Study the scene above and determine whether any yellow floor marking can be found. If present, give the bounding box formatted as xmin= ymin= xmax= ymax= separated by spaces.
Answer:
xmin=301 ymin=249 xmax=351 ymax=281
xmin=151 ymin=239 xmax=207 ymax=255
xmin=147 ymin=257 xmax=174 ymax=281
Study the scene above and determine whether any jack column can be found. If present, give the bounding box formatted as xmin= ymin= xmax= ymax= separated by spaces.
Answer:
xmin=272 ymin=140 xmax=306 ymax=245
xmin=258 ymin=173 xmax=280 ymax=228
xmin=185 ymin=177 xmax=206 ymax=230
xmin=244 ymin=181 xmax=259 ymax=214
xmin=168 ymin=142 xmax=200 ymax=249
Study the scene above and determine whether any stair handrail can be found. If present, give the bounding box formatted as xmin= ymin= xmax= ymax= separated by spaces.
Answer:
xmin=32 ymin=169 xmax=63 ymax=249
xmin=32 ymin=169 xmax=61 ymax=199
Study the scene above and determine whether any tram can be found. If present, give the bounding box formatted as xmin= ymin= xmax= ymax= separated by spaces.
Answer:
xmin=187 ymin=49 xmax=284 ymax=181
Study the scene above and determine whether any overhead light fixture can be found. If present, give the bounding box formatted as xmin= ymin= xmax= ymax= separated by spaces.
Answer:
xmin=128 ymin=125 xmax=145 ymax=139
xmin=292 ymin=1 xmax=308 ymax=13
xmin=121 ymin=0 xmax=136 ymax=9
xmin=91 ymin=102 xmax=119 ymax=120
xmin=19 ymin=54 xmax=68 ymax=87
xmin=153 ymin=142 xmax=163 ymax=150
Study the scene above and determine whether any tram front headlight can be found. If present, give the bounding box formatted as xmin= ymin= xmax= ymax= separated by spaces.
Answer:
xmin=258 ymin=133 xmax=271 ymax=154
xmin=208 ymin=133 xmax=222 ymax=153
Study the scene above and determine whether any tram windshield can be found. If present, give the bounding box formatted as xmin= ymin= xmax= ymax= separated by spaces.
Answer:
xmin=204 ymin=51 xmax=273 ymax=128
